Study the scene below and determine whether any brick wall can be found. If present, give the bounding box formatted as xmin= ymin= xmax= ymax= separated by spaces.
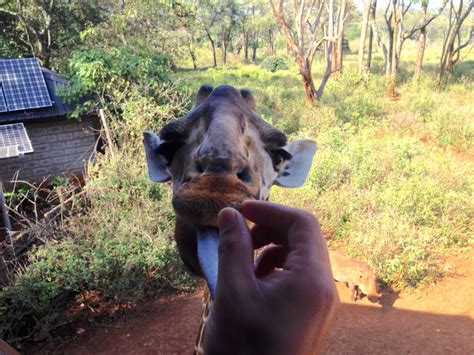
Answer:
xmin=0 ymin=116 xmax=99 ymax=183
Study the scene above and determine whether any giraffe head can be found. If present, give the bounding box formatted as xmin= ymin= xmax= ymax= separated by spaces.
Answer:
xmin=144 ymin=84 xmax=316 ymax=275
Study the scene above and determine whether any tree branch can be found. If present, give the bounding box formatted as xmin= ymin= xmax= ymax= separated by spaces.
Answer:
xmin=0 ymin=7 xmax=18 ymax=17
xmin=403 ymin=0 xmax=449 ymax=40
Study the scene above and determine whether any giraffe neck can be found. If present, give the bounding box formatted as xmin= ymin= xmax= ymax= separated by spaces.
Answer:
xmin=194 ymin=288 xmax=212 ymax=355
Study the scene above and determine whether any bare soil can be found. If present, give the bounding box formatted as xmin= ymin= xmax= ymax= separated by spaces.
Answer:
xmin=23 ymin=250 xmax=473 ymax=354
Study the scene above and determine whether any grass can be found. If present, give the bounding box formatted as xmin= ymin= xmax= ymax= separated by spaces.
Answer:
xmin=175 ymin=44 xmax=474 ymax=289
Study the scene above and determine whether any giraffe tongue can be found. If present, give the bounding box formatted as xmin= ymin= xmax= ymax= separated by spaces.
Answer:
xmin=197 ymin=226 xmax=220 ymax=299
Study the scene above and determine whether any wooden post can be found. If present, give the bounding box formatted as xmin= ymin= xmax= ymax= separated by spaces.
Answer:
xmin=0 ymin=183 xmax=13 ymax=239
xmin=99 ymin=109 xmax=116 ymax=158
xmin=0 ymin=182 xmax=13 ymax=285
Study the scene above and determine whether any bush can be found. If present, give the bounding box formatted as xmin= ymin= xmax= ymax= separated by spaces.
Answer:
xmin=260 ymin=56 xmax=289 ymax=72
xmin=325 ymin=72 xmax=385 ymax=125
xmin=0 ymin=152 xmax=196 ymax=341
xmin=60 ymin=45 xmax=173 ymax=118
xmin=1 ymin=46 xmax=192 ymax=341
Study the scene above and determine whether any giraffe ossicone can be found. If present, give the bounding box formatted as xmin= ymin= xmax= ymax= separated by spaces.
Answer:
xmin=143 ymin=84 xmax=317 ymax=282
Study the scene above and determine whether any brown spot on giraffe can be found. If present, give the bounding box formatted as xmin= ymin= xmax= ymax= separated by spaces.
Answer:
xmin=143 ymin=84 xmax=317 ymax=276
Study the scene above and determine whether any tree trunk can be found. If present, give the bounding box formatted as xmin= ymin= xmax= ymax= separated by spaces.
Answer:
xmin=413 ymin=2 xmax=428 ymax=83
xmin=332 ymin=0 xmax=347 ymax=74
xmin=332 ymin=35 xmax=344 ymax=74
xmin=206 ymin=30 xmax=217 ymax=67
xmin=301 ymin=66 xmax=316 ymax=104
xmin=252 ymin=30 xmax=259 ymax=62
xmin=186 ymin=33 xmax=197 ymax=69
xmin=269 ymin=28 xmax=275 ymax=55
xmin=437 ymin=1 xmax=473 ymax=86
xmin=366 ymin=28 xmax=374 ymax=69
xmin=37 ymin=39 xmax=51 ymax=68
xmin=386 ymin=27 xmax=394 ymax=76
xmin=234 ymin=34 xmax=243 ymax=54
xmin=412 ymin=29 xmax=426 ymax=83
xmin=189 ymin=47 xmax=197 ymax=69
xmin=331 ymin=41 xmax=338 ymax=73
xmin=358 ymin=0 xmax=371 ymax=74
xmin=366 ymin=0 xmax=377 ymax=69
xmin=244 ymin=31 xmax=249 ymax=61
xmin=221 ymin=27 xmax=227 ymax=65
xmin=369 ymin=0 xmax=388 ymax=69
xmin=38 ymin=51 xmax=51 ymax=69
xmin=388 ymin=0 xmax=398 ymax=97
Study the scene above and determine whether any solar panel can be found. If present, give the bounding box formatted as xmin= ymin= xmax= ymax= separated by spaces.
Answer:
xmin=0 ymin=123 xmax=34 ymax=154
xmin=0 ymin=145 xmax=19 ymax=159
xmin=0 ymin=84 xmax=7 ymax=113
xmin=0 ymin=58 xmax=52 ymax=112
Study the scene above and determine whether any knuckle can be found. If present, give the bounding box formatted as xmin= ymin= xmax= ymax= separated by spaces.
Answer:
xmin=297 ymin=209 xmax=319 ymax=228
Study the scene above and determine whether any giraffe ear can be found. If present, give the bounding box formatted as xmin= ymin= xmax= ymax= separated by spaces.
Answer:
xmin=240 ymin=89 xmax=256 ymax=111
xmin=143 ymin=131 xmax=172 ymax=182
xmin=274 ymin=139 xmax=317 ymax=188
xmin=195 ymin=85 xmax=213 ymax=106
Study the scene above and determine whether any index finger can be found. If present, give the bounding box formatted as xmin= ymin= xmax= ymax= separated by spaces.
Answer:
xmin=241 ymin=200 xmax=321 ymax=254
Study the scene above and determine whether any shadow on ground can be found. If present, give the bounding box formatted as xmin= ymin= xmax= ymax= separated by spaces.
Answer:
xmin=23 ymin=287 xmax=474 ymax=355
xmin=324 ymin=301 xmax=474 ymax=354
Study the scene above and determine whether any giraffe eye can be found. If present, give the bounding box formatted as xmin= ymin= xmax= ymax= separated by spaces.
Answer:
xmin=156 ymin=141 xmax=183 ymax=165
xmin=270 ymin=149 xmax=292 ymax=170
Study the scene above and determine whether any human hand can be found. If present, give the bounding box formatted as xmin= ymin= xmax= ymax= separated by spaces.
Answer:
xmin=204 ymin=200 xmax=339 ymax=355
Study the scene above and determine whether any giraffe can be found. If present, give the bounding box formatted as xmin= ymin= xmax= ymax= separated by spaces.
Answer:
xmin=143 ymin=84 xmax=317 ymax=353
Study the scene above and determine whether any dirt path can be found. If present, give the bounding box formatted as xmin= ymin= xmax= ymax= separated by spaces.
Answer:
xmin=26 ymin=250 xmax=473 ymax=354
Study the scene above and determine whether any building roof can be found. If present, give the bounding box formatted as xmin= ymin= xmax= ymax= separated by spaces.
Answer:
xmin=0 ymin=58 xmax=73 ymax=124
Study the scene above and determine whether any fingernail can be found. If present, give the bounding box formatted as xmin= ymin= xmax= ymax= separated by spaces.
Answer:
xmin=218 ymin=208 xmax=236 ymax=233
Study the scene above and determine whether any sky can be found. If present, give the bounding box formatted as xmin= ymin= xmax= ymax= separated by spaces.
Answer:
xmin=356 ymin=0 xmax=452 ymax=11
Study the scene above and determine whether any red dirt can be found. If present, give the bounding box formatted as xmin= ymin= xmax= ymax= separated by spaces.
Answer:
xmin=23 ymin=250 xmax=473 ymax=354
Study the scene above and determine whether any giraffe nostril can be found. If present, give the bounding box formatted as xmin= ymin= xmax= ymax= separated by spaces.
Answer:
xmin=196 ymin=162 xmax=205 ymax=173
xmin=237 ymin=167 xmax=252 ymax=183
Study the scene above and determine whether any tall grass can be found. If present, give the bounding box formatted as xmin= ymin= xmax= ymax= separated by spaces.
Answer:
xmin=176 ymin=53 xmax=474 ymax=288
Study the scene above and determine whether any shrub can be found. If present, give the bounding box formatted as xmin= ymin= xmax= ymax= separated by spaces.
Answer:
xmin=60 ymin=45 xmax=173 ymax=118
xmin=260 ymin=56 xmax=289 ymax=72
xmin=0 ymin=152 xmax=195 ymax=341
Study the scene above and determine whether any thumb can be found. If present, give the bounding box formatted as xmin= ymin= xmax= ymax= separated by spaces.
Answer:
xmin=216 ymin=207 xmax=255 ymax=293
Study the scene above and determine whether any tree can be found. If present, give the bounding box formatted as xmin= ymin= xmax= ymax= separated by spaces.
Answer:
xmin=407 ymin=0 xmax=449 ymax=83
xmin=358 ymin=0 xmax=371 ymax=74
xmin=238 ymin=0 xmax=276 ymax=62
xmin=331 ymin=0 xmax=349 ymax=74
xmin=171 ymin=1 xmax=200 ymax=69
xmin=0 ymin=0 xmax=104 ymax=69
xmin=366 ymin=0 xmax=377 ymax=69
xmin=199 ymin=0 xmax=220 ymax=67
xmin=270 ymin=0 xmax=342 ymax=104
xmin=80 ymin=1 xmax=187 ymax=68
xmin=437 ymin=0 xmax=473 ymax=86
xmin=385 ymin=0 xmax=412 ymax=97
xmin=249 ymin=4 xmax=260 ymax=62
xmin=368 ymin=0 xmax=440 ymax=95
xmin=219 ymin=0 xmax=239 ymax=65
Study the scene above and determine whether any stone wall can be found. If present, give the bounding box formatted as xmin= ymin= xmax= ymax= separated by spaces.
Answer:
xmin=0 ymin=116 xmax=99 ymax=183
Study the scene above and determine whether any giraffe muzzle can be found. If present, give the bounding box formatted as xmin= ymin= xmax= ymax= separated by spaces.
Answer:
xmin=172 ymin=172 xmax=255 ymax=227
